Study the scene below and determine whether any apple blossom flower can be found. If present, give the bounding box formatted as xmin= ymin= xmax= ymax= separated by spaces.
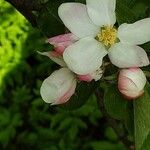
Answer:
xmin=57 ymin=0 xmax=150 ymax=75
xmin=47 ymin=33 xmax=78 ymax=55
xmin=118 ymin=68 xmax=146 ymax=100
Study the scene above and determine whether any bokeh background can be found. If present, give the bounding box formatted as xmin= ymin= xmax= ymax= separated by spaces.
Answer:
xmin=0 ymin=0 xmax=149 ymax=149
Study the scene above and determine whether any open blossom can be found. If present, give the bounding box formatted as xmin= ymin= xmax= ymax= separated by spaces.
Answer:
xmin=57 ymin=0 xmax=150 ymax=75
xmin=118 ymin=68 xmax=146 ymax=100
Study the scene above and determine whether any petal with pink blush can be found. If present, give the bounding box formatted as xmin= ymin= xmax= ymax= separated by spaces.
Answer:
xmin=108 ymin=43 xmax=149 ymax=68
xmin=37 ymin=51 xmax=66 ymax=67
xmin=77 ymin=74 xmax=93 ymax=82
xmin=40 ymin=68 xmax=77 ymax=104
xmin=54 ymin=46 xmax=66 ymax=55
xmin=53 ymin=82 xmax=76 ymax=105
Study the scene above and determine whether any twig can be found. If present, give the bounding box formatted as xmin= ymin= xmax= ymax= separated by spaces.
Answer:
xmin=95 ymin=89 xmax=134 ymax=150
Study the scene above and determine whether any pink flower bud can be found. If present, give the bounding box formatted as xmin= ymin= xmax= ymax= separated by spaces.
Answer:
xmin=47 ymin=33 xmax=78 ymax=55
xmin=118 ymin=68 xmax=146 ymax=100
xmin=40 ymin=68 xmax=77 ymax=105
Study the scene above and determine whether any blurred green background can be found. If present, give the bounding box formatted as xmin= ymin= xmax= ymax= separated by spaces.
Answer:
xmin=0 ymin=0 xmax=149 ymax=149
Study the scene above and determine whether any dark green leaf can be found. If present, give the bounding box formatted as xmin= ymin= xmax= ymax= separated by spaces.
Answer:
xmin=37 ymin=0 xmax=73 ymax=37
xmin=124 ymin=0 xmax=137 ymax=7
xmin=134 ymin=83 xmax=150 ymax=150
xmin=37 ymin=2 xmax=64 ymax=37
xmin=141 ymin=133 xmax=150 ymax=150
xmin=141 ymin=42 xmax=150 ymax=52
xmin=104 ymin=84 xmax=129 ymax=120
xmin=116 ymin=0 xmax=137 ymax=24
xmin=132 ymin=2 xmax=149 ymax=19
xmin=88 ymin=141 xmax=125 ymax=150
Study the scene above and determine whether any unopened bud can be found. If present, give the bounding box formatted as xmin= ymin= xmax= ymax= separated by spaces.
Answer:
xmin=40 ymin=68 xmax=77 ymax=105
xmin=118 ymin=68 xmax=146 ymax=100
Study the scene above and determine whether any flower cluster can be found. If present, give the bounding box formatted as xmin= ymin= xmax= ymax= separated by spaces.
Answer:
xmin=39 ymin=0 xmax=150 ymax=105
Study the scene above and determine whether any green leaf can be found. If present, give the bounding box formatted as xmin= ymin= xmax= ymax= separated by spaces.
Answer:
xmin=75 ymin=0 xmax=85 ymax=3
xmin=141 ymin=42 xmax=150 ymax=52
xmin=116 ymin=0 xmax=137 ymax=24
xmin=132 ymin=2 xmax=149 ymax=19
xmin=37 ymin=0 xmax=68 ymax=37
xmin=88 ymin=141 xmax=125 ymax=150
xmin=141 ymin=133 xmax=150 ymax=150
xmin=104 ymin=84 xmax=129 ymax=120
xmin=124 ymin=0 xmax=137 ymax=7
xmin=37 ymin=0 xmax=86 ymax=37
xmin=59 ymin=81 xmax=98 ymax=110
xmin=134 ymin=83 xmax=150 ymax=150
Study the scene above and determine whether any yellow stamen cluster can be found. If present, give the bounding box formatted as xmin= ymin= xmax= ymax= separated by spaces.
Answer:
xmin=97 ymin=26 xmax=117 ymax=47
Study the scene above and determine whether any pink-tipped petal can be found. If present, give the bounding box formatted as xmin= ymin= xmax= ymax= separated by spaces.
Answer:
xmin=37 ymin=51 xmax=66 ymax=67
xmin=118 ymin=68 xmax=146 ymax=100
xmin=77 ymin=74 xmax=93 ymax=82
xmin=53 ymin=82 xmax=76 ymax=105
xmin=40 ymin=68 xmax=77 ymax=104
xmin=108 ymin=42 xmax=149 ymax=68
xmin=54 ymin=46 xmax=66 ymax=55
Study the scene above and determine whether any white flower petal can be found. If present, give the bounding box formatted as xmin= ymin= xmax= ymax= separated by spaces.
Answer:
xmin=37 ymin=51 xmax=66 ymax=67
xmin=40 ymin=68 xmax=77 ymax=104
xmin=86 ymin=0 xmax=116 ymax=26
xmin=118 ymin=18 xmax=150 ymax=45
xmin=108 ymin=43 xmax=150 ymax=68
xmin=58 ymin=3 xmax=99 ymax=38
xmin=63 ymin=37 xmax=107 ymax=75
